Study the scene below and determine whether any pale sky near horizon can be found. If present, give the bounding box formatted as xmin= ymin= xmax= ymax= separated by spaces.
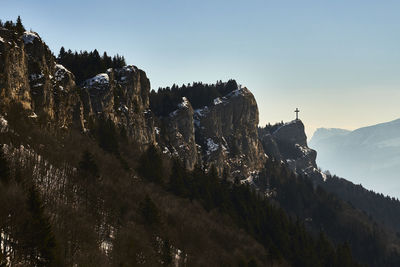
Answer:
xmin=2 ymin=0 xmax=400 ymax=138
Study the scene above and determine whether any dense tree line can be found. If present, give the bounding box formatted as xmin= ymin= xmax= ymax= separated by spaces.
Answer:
xmin=138 ymin=151 xmax=362 ymax=266
xmin=0 ymin=16 xmax=25 ymax=36
xmin=56 ymin=47 xmax=126 ymax=84
xmin=0 ymin=102 xmax=272 ymax=266
xmin=318 ymin=174 xmax=400 ymax=235
xmin=0 ymin=147 xmax=57 ymax=266
xmin=3 ymin=100 xmax=400 ymax=266
xmin=259 ymin=121 xmax=285 ymax=134
xmin=254 ymin=159 xmax=400 ymax=266
xmin=3 ymin=99 xmax=400 ymax=266
xmin=150 ymin=80 xmax=238 ymax=116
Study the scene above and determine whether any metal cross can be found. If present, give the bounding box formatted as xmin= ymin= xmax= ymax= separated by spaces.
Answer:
xmin=295 ymin=108 xmax=300 ymax=120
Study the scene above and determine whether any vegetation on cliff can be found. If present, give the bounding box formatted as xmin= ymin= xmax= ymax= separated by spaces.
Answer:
xmin=56 ymin=48 xmax=126 ymax=84
xmin=2 ymin=18 xmax=400 ymax=267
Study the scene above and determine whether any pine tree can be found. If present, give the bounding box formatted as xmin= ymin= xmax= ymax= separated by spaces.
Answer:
xmin=77 ymin=150 xmax=100 ymax=210
xmin=168 ymin=160 xmax=186 ymax=196
xmin=15 ymin=16 xmax=25 ymax=36
xmin=58 ymin=47 xmax=66 ymax=60
xmin=161 ymin=239 xmax=172 ymax=266
xmin=25 ymin=186 xmax=57 ymax=266
xmin=78 ymin=150 xmax=99 ymax=177
xmin=139 ymin=195 xmax=160 ymax=226
xmin=97 ymin=116 xmax=119 ymax=154
xmin=137 ymin=145 xmax=163 ymax=184
xmin=0 ymin=147 xmax=10 ymax=185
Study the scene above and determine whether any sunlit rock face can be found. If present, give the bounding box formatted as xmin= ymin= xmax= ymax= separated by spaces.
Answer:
xmin=154 ymin=85 xmax=267 ymax=179
xmin=192 ymin=86 xmax=266 ymax=179
xmin=1 ymin=27 xmax=268 ymax=179
xmin=0 ymin=29 xmax=82 ymax=129
xmin=82 ymin=66 xmax=155 ymax=145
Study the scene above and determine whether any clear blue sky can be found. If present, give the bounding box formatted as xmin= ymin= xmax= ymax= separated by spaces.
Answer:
xmin=2 ymin=0 xmax=400 ymax=137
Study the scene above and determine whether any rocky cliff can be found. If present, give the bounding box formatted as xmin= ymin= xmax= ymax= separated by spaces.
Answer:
xmin=0 ymin=29 xmax=82 ymax=128
xmin=154 ymin=85 xmax=267 ymax=179
xmin=0 ymin=28 xmax=156 ymax=147
xmin=192 ymin=86 xmax=266 ymax=179
xmin=0 ymin=27 xmax=267 ymax=180
xmin=82 ymin=66 xmax=155 ymax=145
xmin=259 ymin=120 xmax=323 ymax=180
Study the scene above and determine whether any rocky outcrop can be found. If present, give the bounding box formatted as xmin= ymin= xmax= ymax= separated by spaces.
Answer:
xmin=153 ymin=85 xmax=267 ymax=179
xmin=0 ymin=29 xmax=33 ymax=109
xmin=258 ymin=132 xmax=281 ymax=162
xmin=192 ymin=86 xmax=266 ymax=179
xmin=0 ymin=28 xmax=155 ymax=146
xmin=82 ymin=66 xmax=155 ymax=145
xmin=259 ymin=120 xmax=321 ymax=179
xmin=0 ymin=28 xmax=82 ymax=128
xmin=1 ymin=26 xmax=267 ymax=179
xmin=156 ymin=97 xmax=200 ymax=170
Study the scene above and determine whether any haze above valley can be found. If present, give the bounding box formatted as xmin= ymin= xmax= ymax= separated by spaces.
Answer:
xmin=310 ymin=118 xmax=400 ymax=198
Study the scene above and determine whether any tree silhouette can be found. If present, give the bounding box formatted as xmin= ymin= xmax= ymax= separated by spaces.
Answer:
xmin=15 ymin=16 xmax=25 ymax=36
xmin=0 ymin=147 xmax=10 ymax=185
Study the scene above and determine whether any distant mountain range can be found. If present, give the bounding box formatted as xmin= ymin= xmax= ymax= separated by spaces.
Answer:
xmin=310 ymin=119 xmax=400 ymax=197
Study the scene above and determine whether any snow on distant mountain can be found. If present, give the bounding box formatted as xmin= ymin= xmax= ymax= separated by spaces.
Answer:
xmin=309 ymin=118 xmax=400 ymax=197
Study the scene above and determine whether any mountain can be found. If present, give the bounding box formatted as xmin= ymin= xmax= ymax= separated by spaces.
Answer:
xmin=310 ymin=119 xmax=400 ymax=197
xmin=310 ymin=128 xmax=351 ymax=144
xmin=259 ymin=120 xmax=321 ymax=179
xmin=2 ymin=19 xmax=400 ymax=266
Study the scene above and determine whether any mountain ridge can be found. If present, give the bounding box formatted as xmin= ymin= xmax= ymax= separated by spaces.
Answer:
xmin=2 ymin=21 xmax=400 ymax=266
xmin=310 ymin=117 xmax=400 ymax=197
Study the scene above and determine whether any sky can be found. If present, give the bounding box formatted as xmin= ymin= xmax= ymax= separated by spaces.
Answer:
xmin=1 ymin=0 xmax=400 ymax=138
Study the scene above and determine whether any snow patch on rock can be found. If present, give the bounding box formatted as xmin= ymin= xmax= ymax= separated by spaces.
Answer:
xmin=213 ymin=97 xmax=223 ymax=105
xmin=32 ymin=83 xmax=43 ymax=88
xmin=29 ymin=73 xmax=44 ymax=81
xmin=163 ymin=147 xmax=171 ymax=155
xmin=28 ymin=112 xmax=38 ymax=118
xmin=295 ymin=144 xmax=311 ymax=156
xmin=55 ymin=64 xmax=71 ymax=82
xmin=206 ymin=138 xmax=219 ymax=155
xmin=226 ymin=86 xmax=246 ymax=98
xmin=194 ymin=106 xmax=209 ymax=117
xmin=84 ymin=73 xmax=109 ymax=86
xmin=22 ymin=31 xmax=39 ymax=44
xmin=178 ymin=97 xmax=190 ymax=109
xmin=122 ymin=65 xmax=136 ymax=72
xmin=241 ymin=170 xmax=259 ymax=185
xmin=0 ymin=116 xmax=8 ymax=133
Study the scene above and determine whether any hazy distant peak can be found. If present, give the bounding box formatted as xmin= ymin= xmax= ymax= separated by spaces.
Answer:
xmin=352 ymin=118 xmax=400 ymax=133
xmin=310 ymin=117 xmax=400 ymax=197
xmin=310 ymin=127 xmax=350 ymax=144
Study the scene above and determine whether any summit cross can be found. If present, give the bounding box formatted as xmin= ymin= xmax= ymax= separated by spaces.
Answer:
xmin=295 ymin=108 xmax=300 ymax=120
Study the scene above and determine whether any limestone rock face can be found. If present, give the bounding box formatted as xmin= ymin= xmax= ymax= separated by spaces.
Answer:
xmin=260 ymin=120 xmax=320 ymax=178
xmin=273 ymin=120 xmax=308 ymax=148
xmin=82 ymin=65 xmax=155 ymax=145
xmin=152 ymin=85 xmax=267 ymax=179
xmin=0 ymin=29 xmax=33 ymax=109
xmin=193 ymin=86 xmax=266 ymax=179
xmin=1 ymin=27 xmax=267 ymax=179
xmin=258 ymin=132 xmax=281 ymax=161
xmin=157 ymin=97 xmax=200 ymax=170
xmin=0 ymin=28 xmax=82 ymax=128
